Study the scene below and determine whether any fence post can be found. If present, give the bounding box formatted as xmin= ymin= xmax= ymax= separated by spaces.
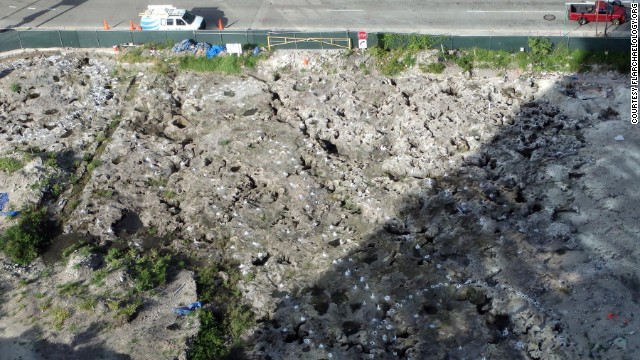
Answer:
xmin=294 ymin=32 xmax=297 ymax=50
xmin=17 ymin=30 xmax=23 ymax=49
xmin=58 ymin=30 xmax=63 ymax=47
xmin=130 ymin=31 xmax=133 ymax=44
xmin=96 ymin=31 xmax=100 ymax=47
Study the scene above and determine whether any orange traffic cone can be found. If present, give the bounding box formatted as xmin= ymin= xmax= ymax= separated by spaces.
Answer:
xmin=302 ymin=58 xmax=309 ymax=66
xmin=129 ymin=20 xmax=135 ymax=31
xmin=103 ymin=19 xmax=110 ymax=30
xmin=217 ymin=19 xmax=224 ymax=30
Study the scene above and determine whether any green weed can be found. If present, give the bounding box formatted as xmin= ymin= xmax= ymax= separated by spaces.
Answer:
xmin=87 ymin=160 xmax=101 ymax=172
xmin=420 ymin=62 xmax=446 ymax=74
xmin=145 ymin=177 xmax=168 ymax=187
xmin=0 ymin=206 xmax=52 ymax=265
xmin=57 ymin=281 xmax=87 ymax=297
xmin=91 ymin=268 xmax=108 ymax=286
xmin=0 ymin=157 xmax=24 ymax=173
xmin=178 ymin=53 xmax=261 ymax=74
xmin=51 ymin=306 xmax=71 ymax=330
xmin=190 ymin=263 xmax=255 ymax=359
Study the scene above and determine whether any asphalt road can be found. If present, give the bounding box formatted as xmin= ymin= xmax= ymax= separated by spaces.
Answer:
xmin=0 ymin=0 xmax=634 ymax=37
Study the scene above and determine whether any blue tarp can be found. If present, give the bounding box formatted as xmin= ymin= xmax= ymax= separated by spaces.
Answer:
xmin=206 ymin=45 xmax=225 ymax=58
xmin=172 ymin=39 xmax=196 ymax=53
xmin=0 ymin=192 xmax=19 ymax=217
xmin=173 ymin=301 xmax=202 ymax=316
xmin=172 ymin=39 xmax=213 ymax=55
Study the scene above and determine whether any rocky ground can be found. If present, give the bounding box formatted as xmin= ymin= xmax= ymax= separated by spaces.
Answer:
xmin=0 ymin=48 xmax=636 ymax=360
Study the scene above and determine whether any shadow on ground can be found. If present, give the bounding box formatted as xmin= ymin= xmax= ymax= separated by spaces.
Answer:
xmin=0 ymin=322 xmax=131 ymax=360
xmin=239 ymin=69 xmax=636 ymax=360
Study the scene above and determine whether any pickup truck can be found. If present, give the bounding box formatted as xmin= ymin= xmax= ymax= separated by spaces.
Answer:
xmin=567 ymin=1 xmax=626 ymax=25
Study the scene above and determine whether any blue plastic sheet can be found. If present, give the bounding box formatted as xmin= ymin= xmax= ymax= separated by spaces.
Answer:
xmin=173 ymin=301 xmax=202 ymax=316
xmin=206 ymin=45 xmax=225 ymax=58
xmin=0 ymin=192 xmax=19 ymax=217
xmin=172 ymin=39 xmax=213 ymax=55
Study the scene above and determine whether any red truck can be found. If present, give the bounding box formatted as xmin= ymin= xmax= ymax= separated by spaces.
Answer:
xmin=568 ymin=1 xmax=626 ymax=25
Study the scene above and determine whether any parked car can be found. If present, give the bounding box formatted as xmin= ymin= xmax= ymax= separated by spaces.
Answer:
xmin=567 ymin=1 xmax=626 ymax=25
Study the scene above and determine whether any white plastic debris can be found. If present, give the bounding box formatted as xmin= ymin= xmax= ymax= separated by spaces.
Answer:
xmin=615 ymin=135 xmax=625 ymax=141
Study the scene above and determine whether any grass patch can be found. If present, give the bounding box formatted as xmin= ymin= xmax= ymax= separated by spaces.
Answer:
xmin=51 ymin=306 xmax=71 ymax=330
xmin=91 ymin=268 xmax=108 ymax=286
xmin=79 ymin=297 xmax=98 ymax=311
xmin=62 ymin=241 xmax=89 ymax=258
xmin=0 ymin=206 xmax=53 ymax=265
xmin=87 ymin=159 xmax=101 ymax=172
xmin=104 ymin=248 xmax=171 ymax=291
xmin=0 ymin=157 xmax=24 ymax=173
xmin=178 ymin=54 xmax=261 ymax=74
xmin=374 ymin=36 xmax=630 ymax=76
xmin=189 ymin=263 xmax=255 ymax=359
xmin=57 ymin=281 xmax=87 ymax=297
xmin=420 ymin=62 xmax=446 ymax=74
xmin=10 ymin=82 xmax=21 ymax=93
xmin=108 ymin=296 xmax=143 ymax=324
xmin=145 ymin=177 xmax=168 ymax=187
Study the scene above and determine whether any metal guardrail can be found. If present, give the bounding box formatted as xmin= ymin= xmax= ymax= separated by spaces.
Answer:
xmin=0 ymin=29 xmax=631 ymax=53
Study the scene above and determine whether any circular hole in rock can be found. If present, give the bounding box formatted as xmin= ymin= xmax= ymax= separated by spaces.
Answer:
xmin=422 ymin=304 xmax=439 ymax=315
xmin=230 ymin=165 xmax=241 ymax=173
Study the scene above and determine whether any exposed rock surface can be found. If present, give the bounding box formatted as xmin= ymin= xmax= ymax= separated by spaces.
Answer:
xmin=0 ymin=49 xmax=637 ymax=360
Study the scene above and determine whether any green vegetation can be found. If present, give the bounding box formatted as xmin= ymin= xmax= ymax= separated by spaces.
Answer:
xmin=145 ymin=177 xmax=168 ymax=187
xmin=10 ymin=82 xmax=21 ymax=93
xmin=108 ymin=296 xmax=143 ymax=323
xmin=62 ymin=241 xmax=89 ymax=258
xmin=178 ymin=54 xmax=261 ymax=74
xmin=78 ymin=297 xmax=98 ymax=311
xmin=217 ymin=139 xmax=231 ymax=146
xmin=51 ymin=306 xmax=71 ymax=330
xmin=90 ymin=268 xmax=108 ymax=286
xmin=161 ymin=190 xmax=177 ymax=200
xmin=189 ymin=263 xmax=255 ymax=360
xmin=0 ymin=157 xmax=24 ymax=173
xmin=57 ymin=281 xmax=88 ymax=297
xmin=87 ymin=159 xmax=101 ymax=172
xmin=0 ymin=206 xmax=52 ymax=265
xmin=104 ymin=248 xmax=171 ymax=291
xmin=370 ymin=34 xmax=629 ymax=76
xmin=420 ymin=62 xmax=446 ymax=74
xmin=95 ymin=189 xmax=115 ymax=198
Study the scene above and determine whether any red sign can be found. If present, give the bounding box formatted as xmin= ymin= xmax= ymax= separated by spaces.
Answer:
xmin=357 ymin=31 xmax=368 ymax=40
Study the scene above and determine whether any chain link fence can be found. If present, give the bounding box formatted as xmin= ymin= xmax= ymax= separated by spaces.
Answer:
xmin=0 ymin=29 xmax=630 ymax=53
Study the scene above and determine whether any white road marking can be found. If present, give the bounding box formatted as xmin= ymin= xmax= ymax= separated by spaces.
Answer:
xmin=326 ymin=9 xmax=364 ymax=12
xmin=467 ymin=10 xmax=563 ymax=13
xmin=27 ymin=7 xmax=36 ymax=10
xmin=9 ymin=5 xmax=16 ymax=8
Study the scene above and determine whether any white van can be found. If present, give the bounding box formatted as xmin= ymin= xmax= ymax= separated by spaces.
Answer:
xmin=139 ymin=5 xmax=206 ymax=30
